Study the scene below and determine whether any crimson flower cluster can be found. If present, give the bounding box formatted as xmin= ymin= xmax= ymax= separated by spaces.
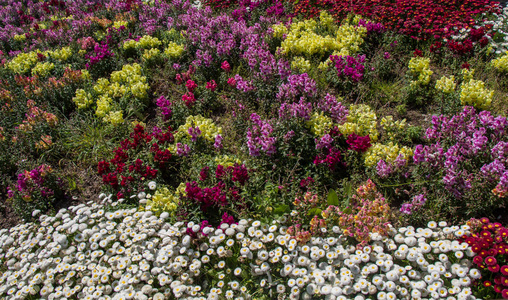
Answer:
xmin=97 ymin=125 xmax=174 ymax=200
xmin=459 ymin=218 xmax=508 ymax=299
xmin=346 ymin=133 xmax=371 ymax=152
xmin=187 ymin=163 xmax=250 ymax=221
xmin=288 ymin=0 xmax=498 ymax=41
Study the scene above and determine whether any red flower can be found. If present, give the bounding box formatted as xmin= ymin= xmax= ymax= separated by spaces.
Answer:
xmin=186 ymin=80 xmax=197 ymax=92
xmin=501 ymin=265 xmax=508 ymax=276
xmin=221 ymin=61 xmax=231 ymax=72
xmin=413 ymin=49 xmax=423 ymax=57
xmin=182 ymin=92 xmax=196 ymax=107
xmin=227 ymin=77 xmax=236 ymax=87
xmin=502 ymin=289 xmax=508 ymax=299
xmin=486 ymin=256 xmax=498 ymax=266
xmin=346 ymin=133 xmax=371 ymax=152
xmin=489 ymin=264 xmax=500 ymax=273
xmin=199 ymin=166 xmax=209 ymax=181
xmin=206 ymin=80 xmax=217 ymax=92
xmin=473 ymin=255 xmax=483 ymax=265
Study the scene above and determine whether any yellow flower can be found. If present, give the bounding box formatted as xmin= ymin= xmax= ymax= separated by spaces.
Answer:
xmin=364 ymin=142 xmax=413 ymax=167
xmin=31 ymin=62 xmax=54 ymax=77
xmin=491 ymin=52 xmax=508 ymax=72
xmin=214 ymin=155 xmax=241 ymax=167
xmin=338 ymin=104 xmax=378 ymax=141
xmin=95 ymin=95 xmax=112 ymax=117
xmin=103 ymin=110 xmax=124 ymax=125
xmin=164 ymin=42 xmax=184 ymax=58
xmin=142 ymin=48 xmax=160 ymax=61
xmin=435 ymin=75 xmax=456 ymax=94
xmin=174 ymin=115 xmax=222 ymax=142
xmin=460 ymin=79 xmax=493 ymax=110
xmin=72 ymin=89 xmax=93 ymax=109
xmin=49 ymin=47 xmax=72 ymax=61
xmin=408 ymin=57 xmax=433 ymax=86
xmin=461 ymin=68 xmax=474 ymax=82
xmin=13 ymin=34 xmax=26 ymax=41
xmin=307 ymin=112 xmax=333 ymax=137
xmin=291 ymin=56 xmax=311 ymax=73
xmin=113 ymin=21 xmax=128 ymax=29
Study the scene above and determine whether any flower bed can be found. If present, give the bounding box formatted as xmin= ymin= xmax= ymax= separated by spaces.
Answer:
xmin=1 ymin=0 xmax=508 ymax=298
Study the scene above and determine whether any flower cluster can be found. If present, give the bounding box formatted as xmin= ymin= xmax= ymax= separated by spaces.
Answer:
xmin=459 ymin=217 xmax=508 ymax=299
xmin=6 ymin=164 xmax=64 ymax=220
xmin=276 ymin=73 xmax=317 ymax=102
xmin=98 ymin=124 xmax=174 ymax=201
xmin=337 ymin=104 xmax=379 ymax=141
xmin=307 ymin=112 xmax=333 ymax=138
xmin=85 ymin=43 xmax=115 ymax=70
xmin=323 ymin=179 xmax=391 ymax=247
xmin=246 ymin=113 xmax=277 ymax=157
xmin=491 ymin=51 xmax=508 ymax=72
xmin=408 ymin=56 xmax=433 ymax=87
xmin=288 ymin=0 xmax=498 ymax=41
xmin=123 ymin=35 xmax=162 ymax=50
xmin=365 ymin=142 xmax=413 ymax=168
xmin=435 ymin=75 xmax=457 ymax=94
xmin=170 ymin=115 xmax=223 ymax=155
xmin=330 ymin=54 xmax=366 ymax=82
xmin=75 ymin=63 xmax=149 ymax=124
xmin=164 ymin=42 xmax=185 ymax=59
xmin=460 ymin=79 xmax=494 ymax=110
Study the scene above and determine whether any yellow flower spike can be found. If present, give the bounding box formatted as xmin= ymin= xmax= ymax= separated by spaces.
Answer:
xmin=164 ymin=42 xmax=185 ymax=58
xmin=491 ymin=52 xmax=508 ymax=72
xmin=459 ymin=79 xmax=493 ymax=110
xmin=337 ymin=104 xmax=378 ymax=141
xmin=435 ymin=75 xmax=456 ymax=94
xmin=72 ymin=89 xmax=93 ymax=109
xmin=103 ymin=110 xmax=124 ymax=125
xmin=307 ymin=112 xmax=333 ymax=138
xmin=31 ymin=62 xmax=54 ymax=77
xmin=95 ymin=95 xmax=113 ymax=117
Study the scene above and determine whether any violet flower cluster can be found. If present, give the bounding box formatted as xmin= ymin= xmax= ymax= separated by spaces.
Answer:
xmin=278 ymin=98 xmax=312 ymax=120
xmin=276 ymin=73 xmax=317 ymax=102
xmin=156 ymin=95 xmax=172 ymax=121
xmin=85 ymin=43 xmax=114 ymax=70
xmin=330 ymin=54 xmax=367 ymax=83
xmin=316 ymin=93 xmax=349 ymax=124
xmin=412 ymin=106 xmax=508 ymax=198
xmin=246 ymin=113 xmax=277 ymax=156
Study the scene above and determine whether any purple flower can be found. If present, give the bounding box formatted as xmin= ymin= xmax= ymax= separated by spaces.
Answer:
xmin=400 ymin=203 xmax=413 ymax=214
xmin=246 ymin=113 xmax=277 ymax=156
xmin=316 ymin=134 xmax=333 ymax=150
xmin=376 ymin=160 xmax=393 ymax=178
xmin=214 ymin=135 xmax=223 ymax=150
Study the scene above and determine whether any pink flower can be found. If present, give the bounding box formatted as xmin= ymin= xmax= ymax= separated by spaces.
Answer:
xmin=227 ymin=77 xmax=236 ymax=87
xmin=206 ymin=80 xmax=217 ymax=92
xmin=221 ymin=61 xmax=231 ymax=72
xmin=182 ymin=92 xmax=195 ymax=107
xmin=186 ymin=80 xmax=197 ymax=92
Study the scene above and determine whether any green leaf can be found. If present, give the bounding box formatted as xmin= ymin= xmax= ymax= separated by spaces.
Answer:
xmin=307 ymin=208 xmax=322 ymax=216
xmin=273 ymin=204 xmax=289 ymax=215
xmin=327 ymin=189 xmax=339 ymax=206
xmin=343 ymin=207 xmax=352 ymax=214
xmin=345 ymin=182 xmax=352 ymax=198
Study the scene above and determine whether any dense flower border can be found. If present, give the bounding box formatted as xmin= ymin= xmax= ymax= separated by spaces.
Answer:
xmin=0 ymin=198 xmax=485 ymax=300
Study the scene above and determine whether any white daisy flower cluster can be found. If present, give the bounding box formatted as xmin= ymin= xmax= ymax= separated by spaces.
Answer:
xmin=482 ymin=7 xmax=508 ymax=54
xmin=0 ymin=200 xmax=483 ymax=300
